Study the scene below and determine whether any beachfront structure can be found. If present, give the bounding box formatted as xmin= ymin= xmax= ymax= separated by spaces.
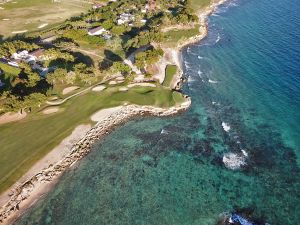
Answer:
xmin=88 ymin=26 xmax=107 ymax=36
xmin=117 ymin=13 xmax=135 ymax=25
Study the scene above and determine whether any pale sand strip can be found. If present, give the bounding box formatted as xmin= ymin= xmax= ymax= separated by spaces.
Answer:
xmin=62 ymin=86 xmax=79 ymax=95
xmin=42 ymin=107 xmax=59 ymax=115
xmin=0 ymin=112 xmax=27 ymax=125
xmin=92 ymin=85 xmax=106 ymax=92
xmin=11 ymin=30 xmax=28 ymax=34
xmin=127 ymin=83 xmax=156 ymax=88
xmin=38 ymin=23 xmax=48 ymax=29
xmin=90 ymin=106 xmax=123 ymax=122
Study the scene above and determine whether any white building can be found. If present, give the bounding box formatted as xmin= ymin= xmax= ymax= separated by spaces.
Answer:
xmin=117 ymin=13 xmax=135 ymax=25
xmin=88 ymin=26 xmax=107 ymax=36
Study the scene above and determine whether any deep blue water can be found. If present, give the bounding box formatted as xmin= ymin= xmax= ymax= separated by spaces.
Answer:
xmin=16 ymin=0 xmax=300 ymax=224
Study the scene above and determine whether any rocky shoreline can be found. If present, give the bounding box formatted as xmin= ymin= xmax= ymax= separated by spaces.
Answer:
xmin=0 ymin=0 xmax=229 ymax=223
xmin=0 ymin=99 xmax=191 ymax=224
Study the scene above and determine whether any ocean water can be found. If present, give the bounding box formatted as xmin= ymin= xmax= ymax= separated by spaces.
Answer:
xmin=16 ymin=0 xmax=300 ymax=224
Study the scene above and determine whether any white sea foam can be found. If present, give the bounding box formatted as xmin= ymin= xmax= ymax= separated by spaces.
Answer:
xmin=197 ymin=55 xmax=204 ymax=59
xmin=197 ymin=70 xmax=203 ymax=79
xmin=212 ymin=13 xmax=220 ymax=17
xmin=241 ymin=149 xmax=248 ymax=157
xmin=184 ymin=61 xmax=191 ymax=69
xmin=161 ymin=129 xmax=168 ymax=134
xmin=222 ymin=122 xmax=231 ymax=132
xmin=188 ymin=76 xmax=196 ymax=83
xmin=208 ymin=79 xmax=218 ymax=83
xmin=222 ymin=152 xmax=247 ymax=170
xmin=216 ymin=34 xmax=221 ymax=43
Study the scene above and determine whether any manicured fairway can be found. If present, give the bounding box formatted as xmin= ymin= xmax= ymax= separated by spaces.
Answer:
xmin=0 ymin=86 xmax=185 ymax=193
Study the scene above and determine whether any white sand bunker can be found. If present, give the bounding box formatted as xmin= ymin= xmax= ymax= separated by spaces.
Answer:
xmin=0 ymin=7 xmax=4 ymax=10
xmin=119 ymin=87 xmax=128 ymax=92
xmin=127 ymin=83 xmax=156 ymax=88
xmin=62 ymin=86 xmax=79 ymax=95
xmin=115 ymin=76 xmax=125 ymax=81
xmin=92 ymin=85 xmax=106 ymax=92
xmin=0 ymin=112 xmax=27 ymax=125
xmin=108 ymin=80 xmax=117 ymax=85
xmin=38 ymin=23 xmax=48 ymax=29
xmin=91 ymin=106 xmax=123 ymax=122
xmin=12 ymin=30 xmax=28 ymax=34
xmin=43 ymin=107 xmax=59 ymax=115
xmin=2 ymin=18 xmax=10 ymax=21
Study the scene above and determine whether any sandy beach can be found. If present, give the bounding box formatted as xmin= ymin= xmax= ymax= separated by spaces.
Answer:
xmin=0 ymin=0 xmax=228 ymax=223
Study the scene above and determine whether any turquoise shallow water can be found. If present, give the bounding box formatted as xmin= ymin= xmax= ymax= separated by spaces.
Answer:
xmin=16 ymin=0 xmax=300 ymax=224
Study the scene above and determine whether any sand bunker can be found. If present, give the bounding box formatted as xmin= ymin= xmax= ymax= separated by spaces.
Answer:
xmin=2 ymin=18 xmax=10 ymax=21
xmin=119 ymin=87 xmax=128 ymax=92
xmin=38 ymin=23 xmax=48 ymax=29
xmin=92 ymin=85 xmax=106 ymax=92
xmin=90 ymin=106 xmax=123 ymax=122
xmin=62 ymin=86 xmax=79 ymax=95
xmin=12 ymin=30 xmax=28 ymax=34
xmin=43 ymin=107 xmax=59 ymax=115
xmin=0 ymin=7 xmax=4 ymax=10
xmin=108 ymin=81 xmax=117 ymax=85
xmin=116 ymin=76 xmax=125 ymax=81
xmin=127 ymin=83 xmax=156 ymax=88
xmin=0 ymin=112 xmax=27 ymax=125
xmin=134 ymin=74 xmax=145 ymax=82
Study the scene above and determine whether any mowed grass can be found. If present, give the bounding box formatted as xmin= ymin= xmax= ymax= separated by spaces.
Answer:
xmin=163 ymin=65 xmax=177 ymax=87
xmin=0 ymin=0 xmax=90 ymax=37
xmin=190 ymin=0 xmax=212 ymax=11
xmin=164 ymin=25 xmax=200 ymax=46
xmin=0 ymin=62 xmax=20 ymax=86
xmin=0 ymin=86 xmax=185 ymax=193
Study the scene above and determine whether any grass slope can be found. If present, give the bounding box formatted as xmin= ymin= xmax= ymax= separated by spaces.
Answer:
xmin=163 ymin=65 xmax=177 ymax=87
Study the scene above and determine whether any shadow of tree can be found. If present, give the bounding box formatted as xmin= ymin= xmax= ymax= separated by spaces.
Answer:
xmin=72 ymin=51 xmax=94 ymax=67
xmin=99 ymin=49 xmax=123 ymax=70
